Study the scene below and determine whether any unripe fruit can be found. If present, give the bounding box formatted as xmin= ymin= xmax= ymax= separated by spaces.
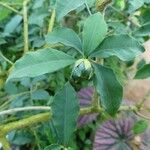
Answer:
xmin=71 ymin=59 xmax=93 ymax=80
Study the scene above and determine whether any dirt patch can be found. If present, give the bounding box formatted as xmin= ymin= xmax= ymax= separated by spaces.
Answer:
xmin=124 ymin=40 xmax=150 ymax=116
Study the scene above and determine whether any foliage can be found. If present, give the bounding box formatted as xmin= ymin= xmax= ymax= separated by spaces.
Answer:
xmin=0 ymin=0 xmax=150 ymax=149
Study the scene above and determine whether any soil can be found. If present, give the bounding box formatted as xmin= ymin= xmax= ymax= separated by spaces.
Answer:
xmin=124 ymin=40 xmax=150 ymax=116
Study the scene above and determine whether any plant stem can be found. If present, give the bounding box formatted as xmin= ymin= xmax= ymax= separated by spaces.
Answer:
xmin=80 ymin=105 xmax=137 ymax=115
xmin=135 ymin=112 xmax=150 ymax=121
xmin=0 ymin=106 xmax=51 ymax=116
xmin=91 ymin=88 xmax=100 ymax=111
xmin=85 ymin=1 xmax=92 ymax=15
xmin=0 ymin=51 xmax=13 ymax=65
xmin=0 ymin=2 xmax=22 ymax=15
xmin=47 ymin=9 xmax=56 ymax=33
xmin=0 ymin=104 xmax=138 ymax=147
xmin=138 ymin=88 xmax=150 ymax=109
xmin=23 ymin=0 xmax=29 ymax=53
xmin=0 ymin=91 xmax=31 ymax=111
xmin=0 ymin=112 xmax=51 ymax=134
xmin=0 ymin=137 xmax=11 ymax=150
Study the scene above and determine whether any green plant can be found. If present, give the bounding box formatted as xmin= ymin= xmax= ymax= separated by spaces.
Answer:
xmin=0 ymin=0 xmax=150 ymax=149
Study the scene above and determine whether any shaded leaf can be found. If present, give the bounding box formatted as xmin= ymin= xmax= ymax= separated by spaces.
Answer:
xmin=56 ymin=0 xmax=85 ymax=21
xmin=8 ymin=130 xmax=34 ymax=145
xmin=127 ymin=0 xmax=144 ymax=13
xmin=31 ymin=89 xmax=50 ymax=100
xmin=93 ymin=63 xmax=123 ymax=116
xmin=82 ymin=12 xmax=107 ymax=56
xmin=134 ymin=64 xmax=150 ymax=79
xmin=52 ymin=82 xmax=79 ymax=145
xmin=8 ymin=48 xmax=75 ymax=81
xmin=134 ymin=22 xmax=150 ymax=37
xmin=4 ymin=15 xmax=22 ymax=34
xmin=91 ymin=34 xmax=145 ymax=61
xmin=33 ymin=0 xmax=45 ymax=9
xmin=29 ymin=11 xmax=48 ymax=27
xmin=44 ymin=144 xmax=62 ymax=150
xmin=45 ymin=27 xmax=82 ymax=54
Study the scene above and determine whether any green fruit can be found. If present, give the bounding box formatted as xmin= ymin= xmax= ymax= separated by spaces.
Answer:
xmin=71 ymin=59 xmax=93 ymax=80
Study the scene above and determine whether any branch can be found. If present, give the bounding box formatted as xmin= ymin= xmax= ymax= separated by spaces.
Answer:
xmin=0 ymin=106 xmax=51 ymax=116
xmin=0 ymin=2 xmax=22 ymax=15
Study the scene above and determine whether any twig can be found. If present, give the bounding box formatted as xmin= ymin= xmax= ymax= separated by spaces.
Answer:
xmin=0 ymin=2 xmax=22 ymax=15
xmin=0 ymin=106 xmax=51 ymax=116
xmin=0 ymin=51 xmax=13 ymax=65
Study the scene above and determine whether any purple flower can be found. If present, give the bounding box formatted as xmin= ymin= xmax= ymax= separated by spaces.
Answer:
xmin=93 ymin=118 xmax=135 ymax=150
xmin=77 ymin=87 xmax=98 ymax=127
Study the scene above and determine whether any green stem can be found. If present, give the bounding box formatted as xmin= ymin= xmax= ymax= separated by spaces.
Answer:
xmin=1 ymin=112 xmax=51 ymax=134
xmin=0 ymin=137 xmax=11 ymax=150
xmin=0 ymin=106 xmax=51 ymax=116
xmin=85 ymin=1 xmax=92 ymax=15
xmin=91 ymin=88 xmax=100 ymax=111
xmin=0 ymin=2 xmax=22 ymax=15
xmin=47 ymin=9 xmax=56 ymax=33
xmin=23 ymin=0 xmax=29 ymax=53
xmin=138 ymin=88 xmax=150 ymax=109
xmin=0 ymin=51 xmax=13 ymax=65
xmin=0 ymin=105 xmax=138 ymax=147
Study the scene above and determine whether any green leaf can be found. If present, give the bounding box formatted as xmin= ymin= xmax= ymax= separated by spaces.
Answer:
xmin=52 ymin=82 xmax=79 ymax=145
xmin=93 ymin=63 xmax=123 ymax=116
xmin=90 ymin=34 xmax=145 ymax=61
xmin=0 ymin=6 xmax=11 ymax=21
xmin=140 ymin=6 xmax=150 ymax=24
xmin=44 ymin=144 xmax=62 ymax=150
xmin=8 ymin=130 xmax=34 ymax=145
xmin=8 ymin=48 xmax=75 ymax=81
xmin=127 ymin=0 xmax=144 ymax=13
xmin=0 ymin=0 xmax=23 ymax=21
xmin=56 ymin=0 xmax=85 ymax=21
xmin=31 ymin=89 xmax=50 ymax=100
xmin=4 ymin=15 xmax=22 ymax=34
xmin=133 ymin=120 xmax=148 ymax=134
xmin=33 ymin=0 xmax=45 ymax=9
xmin=134 ymin=22 xmax=150 ymax=37
xmin=0 ymin=37 xmax=6 ymax=45
xmin=29 ymin=11 xmax=48 ymax=27
xmin=82 ymin=12 xmax=107 ymax=56
xmin=45 ymin=27 xmax=83 ymax=54
xmin=134 ymin=64 xmax=150 ymax=79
